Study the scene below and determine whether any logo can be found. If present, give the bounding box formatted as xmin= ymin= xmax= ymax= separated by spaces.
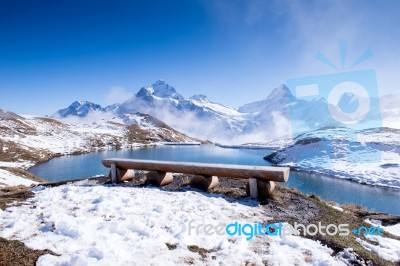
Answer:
xmin=186 ymin=220 xmax=384 ymax=241
xmin=285 ymin=40 xmax=381 ymax=164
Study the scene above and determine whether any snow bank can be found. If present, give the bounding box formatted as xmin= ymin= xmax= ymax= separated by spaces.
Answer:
xmin=384 ymin=223 xmax=400 ymax=237
xmin=266 ymin=127 xmax=400 ymax=189
xmin=357 ymin=235 xmax=400 ymax=262
xmin=366 ymin=219 xmax=400 ymax=237
xmin=0 ymin=182 xmax=345 ymax=265
xmin=0 ymin=168 xmax=38 ymax=187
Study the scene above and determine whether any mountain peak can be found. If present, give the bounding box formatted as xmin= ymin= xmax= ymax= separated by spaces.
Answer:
xmin=55 ymin=101 xmax=104 ymax=118
xmin=70 ymin=100 xmax=94 ymax=107
xmin=266 ymin=84 xmax=296 ymax=102
xmin=190 ymin=94 xmax=209 ymax=103
xmin=238 ymin=84 xmax=297 ymax=113
xmin=133 ymin=80 xmax=183 ymax=101
xmin=150 ymin=80 xmax=179 ymax=98
xmin=153 ymin=79 xmax=166 ymax=86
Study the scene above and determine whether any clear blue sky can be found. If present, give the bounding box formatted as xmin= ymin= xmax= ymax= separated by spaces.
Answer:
xmin=1 ymin=0 xmax=399 ymax=115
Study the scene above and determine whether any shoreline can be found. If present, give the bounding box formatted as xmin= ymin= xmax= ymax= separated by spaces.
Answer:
xmin=3 ymin=142 xmax=400 ymax=215
xmin=25 ymin=143 xmax=400 ymax=194
xmin=273 ymin=165 xmax=400 ymax=191
xmin=24 ymin=142 xmax=272 ymax=185
xmin=2 ymin=141 xmax=202 ymax=186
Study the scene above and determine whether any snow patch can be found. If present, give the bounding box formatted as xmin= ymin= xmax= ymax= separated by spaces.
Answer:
xmin=0 ymin=183 xmax=345 ymax=265
xmin=0 ymin=169 xmax=37 ymax=187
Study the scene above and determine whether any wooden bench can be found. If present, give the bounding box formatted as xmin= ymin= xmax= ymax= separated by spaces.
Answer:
xmin=102 ymin=158 xmax=290 ymax=200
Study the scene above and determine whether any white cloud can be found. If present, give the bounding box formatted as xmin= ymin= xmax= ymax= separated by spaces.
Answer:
xmin=104 ymin=86 xmax=133 ymax=105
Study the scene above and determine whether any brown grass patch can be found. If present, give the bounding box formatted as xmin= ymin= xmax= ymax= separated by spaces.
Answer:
xmin=0 ymin=140 xmax=53 ymax=163
xmin=0 ymin=185 xmax=34 ymax=210
xmin=0 ymin=237 xmax=55 ymax=266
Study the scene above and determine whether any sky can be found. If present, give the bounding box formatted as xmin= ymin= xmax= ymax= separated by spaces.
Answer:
xmin=1 ymin=0 xmax=400 ymax=115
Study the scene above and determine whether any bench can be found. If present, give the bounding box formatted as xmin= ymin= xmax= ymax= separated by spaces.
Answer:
xmin=101 ymin=158 xmax=290 ymax=200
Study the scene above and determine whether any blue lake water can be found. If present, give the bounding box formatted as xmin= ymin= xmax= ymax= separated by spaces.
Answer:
xmin=28 ymin=144 xmax=400 ymax=215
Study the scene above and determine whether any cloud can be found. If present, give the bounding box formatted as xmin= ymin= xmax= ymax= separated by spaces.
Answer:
xmin=105 ymin=86 xmax=133 ymax=105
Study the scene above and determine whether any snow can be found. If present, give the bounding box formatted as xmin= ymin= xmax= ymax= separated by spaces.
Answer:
xmin=1 ymin=116 xmax=120 ymax=156
xmin=266 ymin=127 xmax=400 ymax=189
xmin=357 ymin=235 xmax=400 ymax=262
xmin=189 ymin=97 xmax=244 ymax=118
xmin=384 ymin=223 xmax=400 ymax=237
xmin=330 ymin=205 xmax=344 ymax=212
xmin=0 ymin=161 xmax=34 ymax=168
xmin=365 ymin=219 xmax=400 ymax=237
xmin=0 ymin=111 xmax=194 ymax=188
xmin=0 ymin=168 xmax=38 ymax=187
xmin=49 ymin=80 xmax=400 ymax=145
xmin=0 ymin=182 xmax=346 ymax=265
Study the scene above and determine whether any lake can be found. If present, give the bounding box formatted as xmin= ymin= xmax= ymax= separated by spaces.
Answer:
xmin=28 ymin=144 xmax=400 ymax=215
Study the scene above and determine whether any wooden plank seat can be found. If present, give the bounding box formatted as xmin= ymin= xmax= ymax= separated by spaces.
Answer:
xmin=102 ymin=158 xmax=290 ymax=200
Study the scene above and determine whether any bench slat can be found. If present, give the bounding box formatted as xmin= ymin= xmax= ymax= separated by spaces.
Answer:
xmin=102 ymin=158 xmax=289 ymax=182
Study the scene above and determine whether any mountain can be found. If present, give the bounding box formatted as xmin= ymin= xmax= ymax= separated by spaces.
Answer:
xmin=52 ymin=80 xmax=400 ymax=144
xmin=1 ymin=107 xmax=197 ymax=167
xmin=0 ymin=108 xmax=24 ymax=120
xmin=117 ymin=80 xmax=248 ymax=142
xmin=53 ymin=101 xmax=119 ymax=118
xmin=239 ymin=85 xmax=297 ymax=113
xmin=0 ymin=105 xmax=199 ymax=187
xmin=236 ymin=84 xmax=341 ymax=140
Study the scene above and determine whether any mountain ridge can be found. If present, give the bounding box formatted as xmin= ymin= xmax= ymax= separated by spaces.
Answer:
xmin=52 ymin=80 xmax=399 ymax=144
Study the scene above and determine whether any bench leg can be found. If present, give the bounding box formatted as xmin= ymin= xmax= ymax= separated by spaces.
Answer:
xmin=247 ymin=179 xmax=276 ymax=200
xmin=249 ymin=178 xmax=258 ymax=199
xmin=146 ymin=171 xmax=174 ymax=186
xmin=190 ymin=175 xmax=219 ymax=192
xmin=110 ymin=163 xmax=122 ymax=184
xmin=120 ymin=169 xmax=135 ymax=181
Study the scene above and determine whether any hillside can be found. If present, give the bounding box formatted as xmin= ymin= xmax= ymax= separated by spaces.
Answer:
xmin=265 ymin=127 xmax=400 ymax=188
xmin=0 ymin=108 xmax=198 ymax=187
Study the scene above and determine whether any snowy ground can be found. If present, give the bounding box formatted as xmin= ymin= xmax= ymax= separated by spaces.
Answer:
xmin=3 ymin=181 xmax=395 ymax=265
xmin=265 ymin=127 xmax=400 ymax=189
xmin=0 ymin=168 xmax=38 ymax=187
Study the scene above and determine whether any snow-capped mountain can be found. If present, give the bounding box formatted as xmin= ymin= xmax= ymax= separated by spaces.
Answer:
xmin=239 ymin=85 xmax=297 ymax=113
xmin=52 ymin=80 xmax=400 ymax=144
xmin=53 ymin=101 xmax=119 ymax=118
xmin=116 ymin=80 xmax=249 ymax=142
